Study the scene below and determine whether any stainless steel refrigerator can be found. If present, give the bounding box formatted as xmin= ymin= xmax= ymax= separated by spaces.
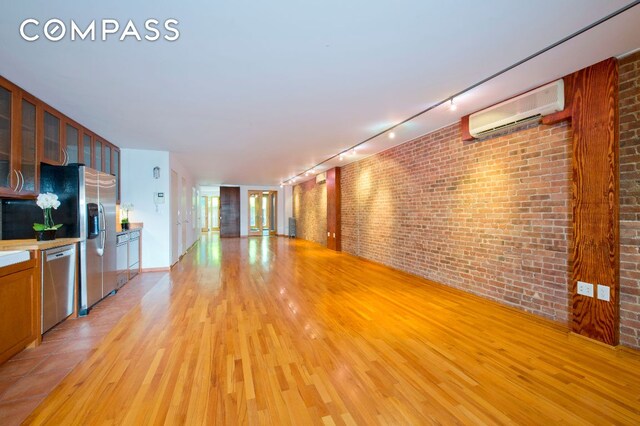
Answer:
xmin=79 ymin=166 xmax=117 ymax=314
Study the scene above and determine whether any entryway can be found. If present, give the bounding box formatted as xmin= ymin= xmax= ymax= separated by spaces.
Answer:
xmin=201 ymin=195 xmax=220 ymax=232
xmin=248 ymin=190 xmax=277 ymax=236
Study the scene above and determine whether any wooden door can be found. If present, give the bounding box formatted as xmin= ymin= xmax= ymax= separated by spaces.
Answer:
xmin=220 ymin=186 xmax=240 ymax=238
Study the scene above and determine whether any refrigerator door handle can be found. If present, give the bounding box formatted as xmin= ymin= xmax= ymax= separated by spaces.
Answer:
xmin=97 ymin=202 xmax=106 ymax=256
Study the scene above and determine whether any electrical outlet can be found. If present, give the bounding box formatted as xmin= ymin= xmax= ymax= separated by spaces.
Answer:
xmin=597 ymin=285 xmax=610 ymax=302
xmin=577 ymin=281 xmax=594 ymax=297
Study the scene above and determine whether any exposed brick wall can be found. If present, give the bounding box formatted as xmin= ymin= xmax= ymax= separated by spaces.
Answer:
xmin=619 ymin=51 xmax=640 ymax=349
xmin=341 ymin=121 xmax=573 ymax=323
xmin=293 ymin=178 xmax=327 ymax=246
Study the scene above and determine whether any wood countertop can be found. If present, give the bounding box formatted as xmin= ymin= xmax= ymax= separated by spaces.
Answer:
xmin=116 ymin=223 xmax=143 ymax=235
xmin=0 ymin=238 xmax=82 ymax=251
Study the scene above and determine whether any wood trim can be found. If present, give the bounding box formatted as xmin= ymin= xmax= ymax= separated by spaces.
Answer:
xmin=326 ymin=167 xmax=341 ymax=251
xmin=570 ymin=58 xmax=619 ymax=346
xmin=541 ymin=107 xmax=572 ymax=125
xmin=460 ymin=115 xmax=474 ymax=141
xmin=141 ymin=267 xmax=171 ymax=273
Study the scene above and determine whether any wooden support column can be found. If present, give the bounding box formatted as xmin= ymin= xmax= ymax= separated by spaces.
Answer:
xmin=326 ymin=167 xmax=341 ymax=251
xmin=571 ymin=58 xmax=619 ymax=345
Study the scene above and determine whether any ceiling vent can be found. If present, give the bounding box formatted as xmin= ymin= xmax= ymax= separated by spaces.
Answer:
xmin=316 ymin=173 xmax=326 ymax=184
xmin=469 ymin=79 xmax=564 ymax=138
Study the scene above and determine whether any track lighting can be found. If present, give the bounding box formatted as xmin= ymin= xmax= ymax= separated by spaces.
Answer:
xmin=388 ymin=132 xmax=395 ymax=139
xmin=339 ymin=154 xmax=344 ymax=161
xmin=449 ymin=99 xmax=457 ymax=111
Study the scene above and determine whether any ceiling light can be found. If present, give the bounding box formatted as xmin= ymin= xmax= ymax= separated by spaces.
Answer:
xmin=351 ymin=148 xmax=357 ymax=155
xmin=339 ymin=154 xmax=344 ymax=161
xmin=449 ymin=99 xmax=457 ymax=111
xmin=388 ymin=132 xmax=395 ymax=139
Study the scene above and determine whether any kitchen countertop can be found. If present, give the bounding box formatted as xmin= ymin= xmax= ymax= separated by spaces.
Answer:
xmin=116 ymin=223 xmax=143 ymax=235
xmin=0 ymin=238 xmax=82 ymax=251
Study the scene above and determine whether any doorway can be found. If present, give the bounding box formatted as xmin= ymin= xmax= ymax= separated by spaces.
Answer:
xmin=248 ymin=191 xmax=277 ymax=236
xmin=201 ymin=195 xmax=220 ymax=232
xmin=171 ymin=170 xmax=179 ymax=266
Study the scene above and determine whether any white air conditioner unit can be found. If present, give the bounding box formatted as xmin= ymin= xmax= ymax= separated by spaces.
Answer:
xmin=469 ymin=79 xmax=564 ymax=138
xmin=316 ymin=173 xmax=326 ymax=184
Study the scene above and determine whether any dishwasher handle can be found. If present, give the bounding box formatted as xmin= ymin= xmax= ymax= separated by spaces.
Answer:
xmin=46 ymin=249 xmax=74 ymax=261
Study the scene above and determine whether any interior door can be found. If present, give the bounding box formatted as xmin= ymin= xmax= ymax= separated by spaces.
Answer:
xmin=211 ymin=196 xmax=220 ymax=230
xmin=171 ymin=170 xmax=179 ymax=265
xmin=181 ymin=177 xmax=187 ymax=254
xmin=220 ymin=186 xmax=240 ymax=237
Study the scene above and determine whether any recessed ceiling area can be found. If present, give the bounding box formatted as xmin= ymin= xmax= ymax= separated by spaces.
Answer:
xmin=1 ymin=1 xmax=639 ymax=185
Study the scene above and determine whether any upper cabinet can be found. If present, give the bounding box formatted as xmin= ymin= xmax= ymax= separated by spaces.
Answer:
xmin=0 ymin=76 xmax=121 ymax=199
xmin=0 ymin=80 xmax=39 ymax=197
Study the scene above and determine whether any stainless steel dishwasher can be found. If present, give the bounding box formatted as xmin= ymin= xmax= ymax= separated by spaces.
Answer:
xmin=42 ymin=244 xmax=76 ymax=333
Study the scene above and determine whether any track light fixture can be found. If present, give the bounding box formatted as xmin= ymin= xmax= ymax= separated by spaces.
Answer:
xmin=449 ymin=99 xmax=457 ymax=111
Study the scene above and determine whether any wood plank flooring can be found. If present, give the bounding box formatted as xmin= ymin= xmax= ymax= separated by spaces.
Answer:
xmin=23 ymin=235 xmax=640 ymax=424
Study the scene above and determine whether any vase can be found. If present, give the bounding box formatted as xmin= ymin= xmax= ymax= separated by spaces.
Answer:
xmin=35 ymin=229 xmax=57 ymax=241
xmin=121 ymin=222 xmax=130 ymax=230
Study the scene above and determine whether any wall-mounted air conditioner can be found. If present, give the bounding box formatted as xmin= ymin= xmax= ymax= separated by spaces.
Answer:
xmin=469 ymin=79 xmax=564 ymax=138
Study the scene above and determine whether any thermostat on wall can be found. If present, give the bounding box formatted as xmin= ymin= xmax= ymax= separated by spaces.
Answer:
xmin=154 ymin=192 xmax=165 ymax=204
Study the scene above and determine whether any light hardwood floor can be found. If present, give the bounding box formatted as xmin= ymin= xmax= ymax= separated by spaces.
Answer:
xmin=24 ymin=235 xmax=640 ymax=424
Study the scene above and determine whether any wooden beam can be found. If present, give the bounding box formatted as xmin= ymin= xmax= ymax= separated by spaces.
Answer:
xmin=541 ymin=108 xmax=572 ymax=125
xmin=570 ymin=58 xmax=619 ymax=345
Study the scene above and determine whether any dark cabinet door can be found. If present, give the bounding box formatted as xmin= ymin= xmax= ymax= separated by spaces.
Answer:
xmin=220 ymin=186 xmax=240 ymax=238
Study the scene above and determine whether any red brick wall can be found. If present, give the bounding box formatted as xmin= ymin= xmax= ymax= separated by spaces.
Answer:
xmin=341 ymin=121 xmax=573 ymax=323
xmin=619 ymin=51 xmax=640 ymax=349
xmin=293 ymin=178 xmax=327 ymax=245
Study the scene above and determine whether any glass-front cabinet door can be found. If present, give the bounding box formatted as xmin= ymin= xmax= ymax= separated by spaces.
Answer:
xmin=83 ymin=133 xmax=92 ymax=167
xmin=43 ymin=110 xmax=61 ymax=164
xmin=20 ymin=99 xmax=37 ymax=193
xmin=94 ymin=140 xmax=102 ymax=171
xmin=104 ymin=144 xmax=111 ymax=174
xmin=0 ymin=86 xmax=12 ymax=191
xmin=65 ymin=123 xmax=79 ymax=164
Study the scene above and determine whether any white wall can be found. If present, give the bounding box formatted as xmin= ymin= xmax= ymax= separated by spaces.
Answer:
xmin=120 ymin=149 xmax=171 ymax=269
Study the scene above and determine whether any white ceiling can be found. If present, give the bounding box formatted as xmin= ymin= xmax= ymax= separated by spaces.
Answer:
xmin=1 ymin=1 xmax=639 ymax=186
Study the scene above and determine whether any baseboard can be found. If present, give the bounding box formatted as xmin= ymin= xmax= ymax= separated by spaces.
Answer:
xmin=141 ymin=267 xmax=171 ymax=273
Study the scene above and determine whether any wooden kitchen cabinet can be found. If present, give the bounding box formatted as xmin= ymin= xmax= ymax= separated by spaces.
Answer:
xmin=0 ymin=257 xmax=39 ymax=365
xmin=0 ymin=79 xmax=39 ymax=197
xmin=0 ymin=75 xmax=122 ymax=200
